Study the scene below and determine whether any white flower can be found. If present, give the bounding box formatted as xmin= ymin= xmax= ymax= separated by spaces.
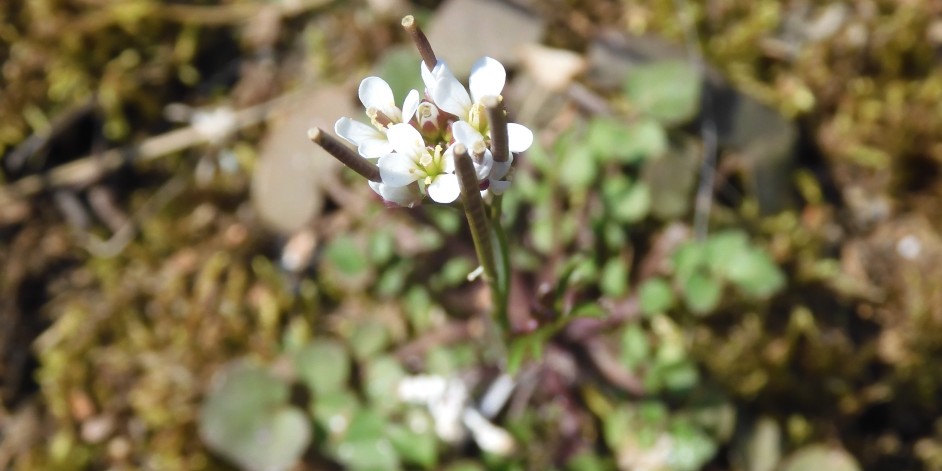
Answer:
xmin=422 ymin=57 xmax=532 ymax=138
xmin=377 ymin=123 xmax=460 ymax=204
xmin=396 ymin=374 xmax=516 ymax=456
xmin=335 ymin=77 xmax=420 ymax=159
xmin=368 ymin=180 xmax=423 ymax=208
xmin=421 ymin=58 xmax=501 ymax=128
xmin=452 ymin=120 xmax=533 ymax=194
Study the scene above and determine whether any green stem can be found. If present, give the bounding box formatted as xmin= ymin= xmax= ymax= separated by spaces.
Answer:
xmin=489 ymin=195 xmax=510 ymax=329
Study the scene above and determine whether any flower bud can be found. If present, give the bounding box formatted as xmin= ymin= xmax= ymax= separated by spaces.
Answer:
xmin=416 ymin=101 xmax=442 ymax=142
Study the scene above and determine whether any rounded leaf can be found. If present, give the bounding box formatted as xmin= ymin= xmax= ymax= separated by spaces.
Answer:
xmin=199 ymin=362 xmax=312 ymax=471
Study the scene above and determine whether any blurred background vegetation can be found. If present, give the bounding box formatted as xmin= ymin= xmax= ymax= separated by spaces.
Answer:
xmin=2 ymin=0 xmax=942 ymax=470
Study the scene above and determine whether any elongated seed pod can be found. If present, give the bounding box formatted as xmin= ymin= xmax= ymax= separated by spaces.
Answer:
xmin=482 ymin=95 xmax=509 ymax=163
xmin=454 ymin=143 xmax=496 ymax=281
xmin=402 ymin=15 xmax=437 ymax=71
xmin=307 ymin=127 xmax=382 ymax=183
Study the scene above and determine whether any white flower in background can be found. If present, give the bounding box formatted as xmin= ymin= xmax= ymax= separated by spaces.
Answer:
xmin=398 ymin=374 xmax=516 ymax=455
xmin=335 ymin=77 xmax=420 ymax=158
xmin=377 ymin=123 xmax=460 ymax=203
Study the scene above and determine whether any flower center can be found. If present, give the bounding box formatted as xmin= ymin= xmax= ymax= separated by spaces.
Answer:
xmin=467 ymin=103 xmax=488 ymax=135
xmin=367 ymin=107 xmax=394 ymax=129
xmin=416 ymin=144 xmax=446 ymax=181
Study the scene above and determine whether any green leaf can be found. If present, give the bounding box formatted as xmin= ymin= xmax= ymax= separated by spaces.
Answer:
xmin=558 ymin=145 xmax=597 ymax=190
xmin=373 ymin=47 xmax=424 ymax=104
xmin=672 ymin=242 xmax=706 ymax=285
xmin=602 ymin=405 xmax=635 ymax=450
xmin=388 ymin=423 xmax=438 ymax=468
xmin=376 ymin=259 xmax=411 ymax=297
xmin=624 ymin=60 xmax=701 ymax=125
xmin=404 ymin=286 xmax=433 ymax=333
xmin=349 ymin=321 xmax=390 ymax=360
xmin=526 ymin=140 xmax=552 ymax=174
xmin=507 ymin=329 xmax=553 ymax=374
xmin=435 ymin=257 xmax=475 ymax=289
xmin=335 ymin=410 xmax=400 ymax=471
xmin=587 ymin=118 xmax=667 ymax=164
xmin=620 ymin=324 xmax=650 ymax=368
xmin=704 ymin=230 xmax=750 ymax=277
xmin=639 ymin=277 xmax=675 ymax=316
xmin=530 ymin=208 xmax=556 ymax=254
xmin=199 ymin=362 xmax=311 ymax=471
xmin=426 ymin=205 xmax=462 ymax=234
xmin=427 ymin=345 xmax=476 ymax=376
xmin=344 ymin=408 xmax=387 ymax=441
xmin=368 ymin=230 xmax=396 ymax=265
xmin=587 ymin=117 xmax=624 ymax=163
xmin=620 ymin=119 xmax=668 ymax=162
xmin=602 ymin=176 xmax=651 ymax=223
xmin=659 ymin=361 xmax=700 ymax=393
xmin=600 ymin=258 xmax=629 ymax=297
xmin=445 ymin=462 xmax=486 ymax=471
xmin=566 ymin=452 xmax=613 ymax=471
xmin=667 ymin=420 xmax=718 ymax=471
xmin=363 ymin=355 xmax=406 ymax=414
xmin=312 ymin=391 xmax=361 ymax=440
xmin=682 ymin=271 xmax=722 ymax=315
xmin=725 ymin=248 xmax=786 ymax=299
xmin=602 ymin=220 xmax=627 ymax=249
xmin=295 ymin=340 xmax=350 ymax=396
xmin=325 ymin=237 xmax=369 ymax=277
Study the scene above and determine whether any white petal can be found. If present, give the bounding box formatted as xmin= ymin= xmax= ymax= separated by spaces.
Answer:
xmin=369 ymin=181 xmax=422 ymax=207
xmin=442 ymin=146 xmax=456 ymax=174
xmin=378 ymin=152 xmax=419 ymax=187
xmin=335 ymin=117 xmax=390 ymax=158
xmin=462 ymin=408 xmax=514 ymax=456
xmin=359 ymin=77 xmax=399 ymax=120
xmin=490 ymin=156 xmax=513 ymax=180
xmin=452 ymin=120 xmax=484 ymax=147
xmin=506 ymin=123 xmax=534 ymax=153
xmin=398 ymin=375 xmax=448 ymax=404
xmin=386 ymin=123 xmax=426 ymax=157
xmin=430 ymin=74 xmax=472 ymax=118
xmin=474 ymin=149 xmax=494 ymax=181
xmin=469 ymin=57 xmax=506 ymax=103
xmin=428 ymin=173 xmax=460 ymax=203
xmin=334 ymin=117 xmax=374 ymax=144
xmin=422 ymin=60 xmax=454 ymax=92
xmin=358 ymin=138 xmax=394 ymax=159
xmin=401 ymin=89 xmax=420 ymax=123
xmin=489 ymin=179 xmax=512 ymax=195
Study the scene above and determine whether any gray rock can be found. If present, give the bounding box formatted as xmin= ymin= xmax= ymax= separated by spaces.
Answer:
xmin=425 ymin=0 xmax=544 ymax=77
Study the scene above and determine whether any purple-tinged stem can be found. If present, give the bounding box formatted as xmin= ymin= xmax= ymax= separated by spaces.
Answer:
xmin=307 ymin=127 xmax=381 ymax=183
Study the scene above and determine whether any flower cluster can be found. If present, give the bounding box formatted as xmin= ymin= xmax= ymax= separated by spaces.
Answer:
xmin=316 ymin=18 xmax=532 ymax=207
